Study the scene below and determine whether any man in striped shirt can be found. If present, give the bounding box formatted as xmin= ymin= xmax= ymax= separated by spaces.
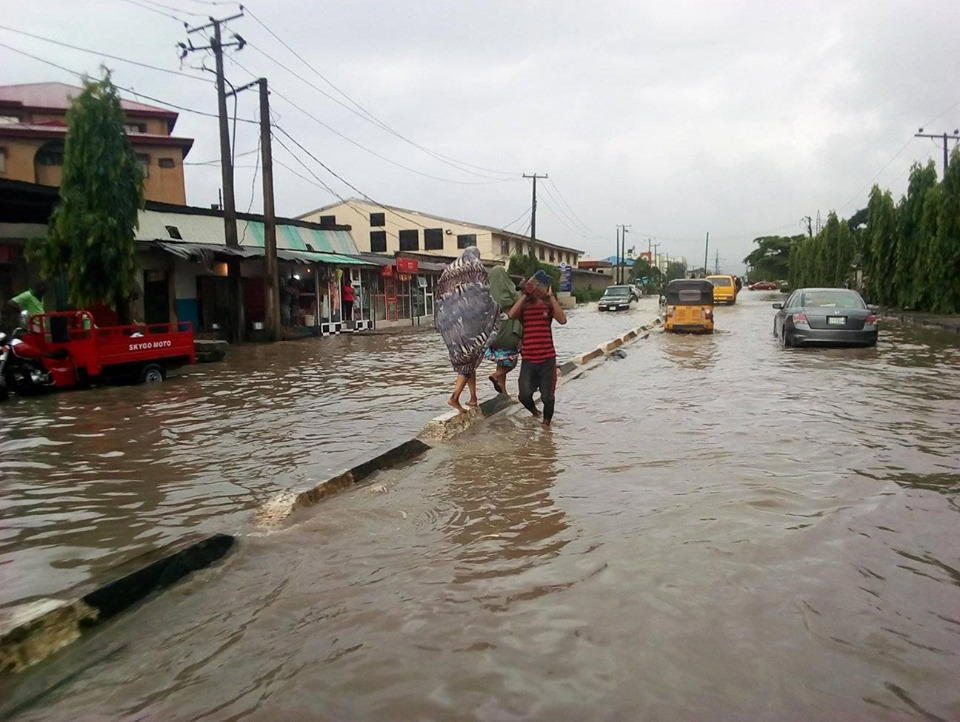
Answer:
xmin=507 ymin=286 xmax=567 ymax=425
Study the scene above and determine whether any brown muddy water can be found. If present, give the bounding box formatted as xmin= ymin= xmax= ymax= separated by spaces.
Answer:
xmin=4 ymin=293 xmax=959 ymax=720
xmin=0 ymin=299 xmax=658 ymax=607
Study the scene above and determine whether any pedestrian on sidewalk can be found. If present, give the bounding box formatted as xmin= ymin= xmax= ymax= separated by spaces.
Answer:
xmin=436 ymin=246 xmax=499 ymax=413
xmin=342 ymin=278 xmax=355 ymax=322
xmin=484 ymin=265 xmax=522 ymax=394
xmin=508 ymin=272 xmax=567 ymax=426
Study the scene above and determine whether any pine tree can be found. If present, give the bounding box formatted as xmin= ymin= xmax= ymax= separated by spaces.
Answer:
xmin=30 ymin=71 xmax=144 ymax=314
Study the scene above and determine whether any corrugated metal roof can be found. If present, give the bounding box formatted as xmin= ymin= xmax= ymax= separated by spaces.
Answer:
xmin=136 ymin=209 xmax=361 ymax=255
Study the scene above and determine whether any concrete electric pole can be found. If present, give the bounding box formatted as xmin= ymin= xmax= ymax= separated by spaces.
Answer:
xmin=182 ymin=12 xmax=246 ymax=341
xmin=522 ymin=173 xmax=548 ymax=255
xmin=914 ymin=128 xmax=960 ymax=180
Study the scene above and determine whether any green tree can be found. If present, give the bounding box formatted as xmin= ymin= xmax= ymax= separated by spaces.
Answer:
xmin=665 ymin=260 xmax=687 ymax=282
xmin=895 ymin=161 xmax=939 ymax=308
xmin=743 ymin=235 xmax=799 ymax=283
xmin=507 ymin=252 xmax=559 ymax=289
xmin=30 ymin=71 xmax=144 ymax=317
xmin=865 ymin=186 xmax=896 ymax=304
xmin=912 ymin=182 xmax=943 ymax=311
xmin=929 ymin=147 xmax=960 ymax=313
xmin=835 ymin=219 xmax=855 ymax=288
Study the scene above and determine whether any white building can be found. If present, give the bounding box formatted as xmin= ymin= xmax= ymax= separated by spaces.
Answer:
xmin=298 ymin=199 xmax=583 ymax=267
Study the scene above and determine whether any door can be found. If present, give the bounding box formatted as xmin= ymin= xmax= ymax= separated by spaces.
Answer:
xmin=143 ymin=270 xmax=170 ymax=324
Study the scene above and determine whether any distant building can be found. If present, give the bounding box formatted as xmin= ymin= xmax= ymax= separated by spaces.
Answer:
xmin=0 ymin=82 xmax=193 ymax=204
xmin=298 ymin=198 xmax=583 ymax=267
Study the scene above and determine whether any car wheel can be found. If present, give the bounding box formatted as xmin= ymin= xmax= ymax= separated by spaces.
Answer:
xmin=140 ymin=363 xmax=166 ymax=384
xmin=780 ymin=329 xmax=792 ymax=348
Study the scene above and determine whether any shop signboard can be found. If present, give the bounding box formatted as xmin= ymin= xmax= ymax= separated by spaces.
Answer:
xmin=558 ymin=263 xmax=573 ymax=292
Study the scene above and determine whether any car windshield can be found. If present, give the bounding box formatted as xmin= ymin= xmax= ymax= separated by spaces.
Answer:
xmin=708 ymin=277 xmax=732 ymax=287
xmin=800 ymin=290 xmax=865 ymax=309
xmin=604 ymin=287 xmax=630 ymax=297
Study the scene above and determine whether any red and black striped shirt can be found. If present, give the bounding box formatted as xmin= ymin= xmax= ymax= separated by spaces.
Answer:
xmin=520 ymin=300 xmax=556 ymax=362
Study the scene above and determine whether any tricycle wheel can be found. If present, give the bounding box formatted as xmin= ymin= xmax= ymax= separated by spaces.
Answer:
xmin=140 ymin=363 xmax=166 ymax=384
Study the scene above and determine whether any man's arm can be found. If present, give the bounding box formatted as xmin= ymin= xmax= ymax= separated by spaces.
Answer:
xmin=548 ymin=291 xmax=567 ymax=324
xmin=507 ymin=293 xmax=529 ymax=320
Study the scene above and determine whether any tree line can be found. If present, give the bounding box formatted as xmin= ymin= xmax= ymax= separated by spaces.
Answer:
xmin=746 ymin=150 xmax=960 ymax=314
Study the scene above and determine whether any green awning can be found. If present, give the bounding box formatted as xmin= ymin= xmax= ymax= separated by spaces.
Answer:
xmin=276 ymin=249 xmax=374 ymax=266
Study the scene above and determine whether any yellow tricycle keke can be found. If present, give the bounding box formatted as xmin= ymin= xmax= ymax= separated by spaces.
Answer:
xmin=662 ymin=279 xmax=715 ymax=334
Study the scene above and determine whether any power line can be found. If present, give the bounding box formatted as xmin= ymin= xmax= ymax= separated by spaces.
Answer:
xmin=0 ymin=24 xmax=212 ymax=83
xmin=499 ymin=207 xmax=530 ymax=231
xmin=137 ymin=0 xmax=208 ymax=16
xmin=226 ymin=56 xmax=513 ymax=187
xmin=0 ymin=40 xmax=257 ymax=123
xmin=240 ymin=4 xmax=517 ymax=180
xmin=545 ymin=177 xmax=594 ymax=234
xmin=119 ymin=0 xmax=189 ymax=24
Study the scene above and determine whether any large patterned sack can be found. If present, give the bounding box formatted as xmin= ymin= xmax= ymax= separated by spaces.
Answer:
xmin=435 ymin=247 xmax=500 ymax=377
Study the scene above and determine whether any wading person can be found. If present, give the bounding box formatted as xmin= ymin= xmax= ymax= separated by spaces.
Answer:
xmin=508 ymin=273 xmax=567 ymax=426
xmin=435 ymin=247 xmax=499 ymax=413
xmin=484 ymin=265 xmax=521 ymax=394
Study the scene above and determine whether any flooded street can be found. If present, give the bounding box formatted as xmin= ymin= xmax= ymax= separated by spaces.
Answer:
xmin=5 ymin=291 xmax=959 ymax=720
xmin=0 ymin=298 xmax=657 ymax=607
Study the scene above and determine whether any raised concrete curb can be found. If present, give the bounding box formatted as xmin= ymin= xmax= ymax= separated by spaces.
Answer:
xmin=0 ymin=534 xmax=234 ymax=676
xmin=881 ymin=309 xmax=960 ymax=335
xmin=254 ymin=438 xmax=433 ymax=529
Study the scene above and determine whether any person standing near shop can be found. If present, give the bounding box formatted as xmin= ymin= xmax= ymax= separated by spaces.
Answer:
xmin=342 ymin=278 xmax=356 ymax=322
xmin=6 ymin=280 xmax=46 ymax=325
xmin=508 ymin=280 xmax=567 ymax=426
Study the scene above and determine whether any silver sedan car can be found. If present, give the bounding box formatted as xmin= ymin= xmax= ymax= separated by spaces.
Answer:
xmin=772 ymin=288 xmax=878 ymax=347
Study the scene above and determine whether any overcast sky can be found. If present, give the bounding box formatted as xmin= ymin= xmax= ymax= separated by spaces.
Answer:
xmin=4 ymin=0 xmax=959 ymax=271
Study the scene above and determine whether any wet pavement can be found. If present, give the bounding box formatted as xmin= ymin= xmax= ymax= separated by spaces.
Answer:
xmin=4 ymin=292 xmax=959 ymax=720
xmin=0 ymin=297 xmax=658 ymax=608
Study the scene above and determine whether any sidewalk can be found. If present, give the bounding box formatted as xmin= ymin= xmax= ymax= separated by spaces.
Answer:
xmin=881 ymin=308 xmax=960 ymax=334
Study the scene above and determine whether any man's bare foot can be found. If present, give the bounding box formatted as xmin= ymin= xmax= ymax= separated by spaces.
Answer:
xmin=448 ymin=398 xmax=466 ymax=413
xmin=467 ymin=398 xmax=479 ymax=408
xmin=530 ymin=407 xmax=542 ymax=418
xmin=542 ymin=418 xmax=552 ymax=427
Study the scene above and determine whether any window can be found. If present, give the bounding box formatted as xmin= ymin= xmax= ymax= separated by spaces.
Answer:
xmin=549 ymin=250 xmax=555 ymax=262
xmin=136 ymin=153 xmax=150 ymax=178
xmin=457 ymin=233 xmax=477 ymax=250
xmin=370 ymin=230 xmax=387 ymax=253
xmin=399 ymin=229 xmax=419 ymax=251
xmin=319 ymin=215 xmax=336 ymax=225
xmin=35 ymin=142 xmax=65 ymax=166
xmin=538 ymin=247 xmax=545 ymax=260
xmin=124 ymin=122 xmax=147 ymax=134
xmin=164 ymin=225 xmax=182 ymax=240
xmin=370 ymin=212 xmax=385 ymax=227
xmin=500 ymin=239 xmax=510 ymax=256
xmin=0 ymin=115 xmax=19 ymax=124
xmin=424 ymin=228 xmax=444 ymax=250
xmin=158 ymin=157 xmax=175 ymax=169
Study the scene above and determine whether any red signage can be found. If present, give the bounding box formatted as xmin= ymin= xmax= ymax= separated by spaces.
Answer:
xmin=380 ymin=265 xmax=394 ymax=278
xmin=396 ymin=257 xmax=419 ymax=274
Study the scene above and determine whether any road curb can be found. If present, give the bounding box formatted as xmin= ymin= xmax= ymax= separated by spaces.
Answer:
xmin=0 ymin=533 xmax=234 ymax=676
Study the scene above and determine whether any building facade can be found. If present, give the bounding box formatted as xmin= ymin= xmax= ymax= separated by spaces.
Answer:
xmin=0 ymin=82 xmax=193 ymax=204
xmin=298 ymin=199 xmax=583 ymax=267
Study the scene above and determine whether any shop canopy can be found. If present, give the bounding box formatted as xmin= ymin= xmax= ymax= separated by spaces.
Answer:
xmin=144 ymin=240 xmax=374 ymax=267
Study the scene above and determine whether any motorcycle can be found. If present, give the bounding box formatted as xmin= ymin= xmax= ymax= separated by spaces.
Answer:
xmin=0 ymin=313 xmax=54 ymax=400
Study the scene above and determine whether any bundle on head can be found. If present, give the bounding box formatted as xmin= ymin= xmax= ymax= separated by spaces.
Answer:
xmin=522 ymin=270 xmax=552 ymax=299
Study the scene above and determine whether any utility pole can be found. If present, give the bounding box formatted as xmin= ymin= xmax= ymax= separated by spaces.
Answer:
xmin=614 ymin=226 xmax=620 ymax=283
xmin=182 ymin=12 xmax=246 ymax=341
xmin=522 ymin=172 xmax=548 ymax=255
xmin=652 ymin=242 xmax=661 ymax=275
xmin=914 ymin=127 xmax=960 ymax=180
xmin=616 ymin=224 xmax=630 ymax=283
xmin=715 ymin=249 xmax=720 ymax=275
xmin=702 ymin=232 xmax=709 ymax=279
xmin=258 ymin=78 xmax=279 ymax=341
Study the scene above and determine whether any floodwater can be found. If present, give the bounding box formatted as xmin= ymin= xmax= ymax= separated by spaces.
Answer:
xmin=0 ymin=298 xmax=657 ymax=607
xmin=4 ymin=291 xmax=959 ymax=720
